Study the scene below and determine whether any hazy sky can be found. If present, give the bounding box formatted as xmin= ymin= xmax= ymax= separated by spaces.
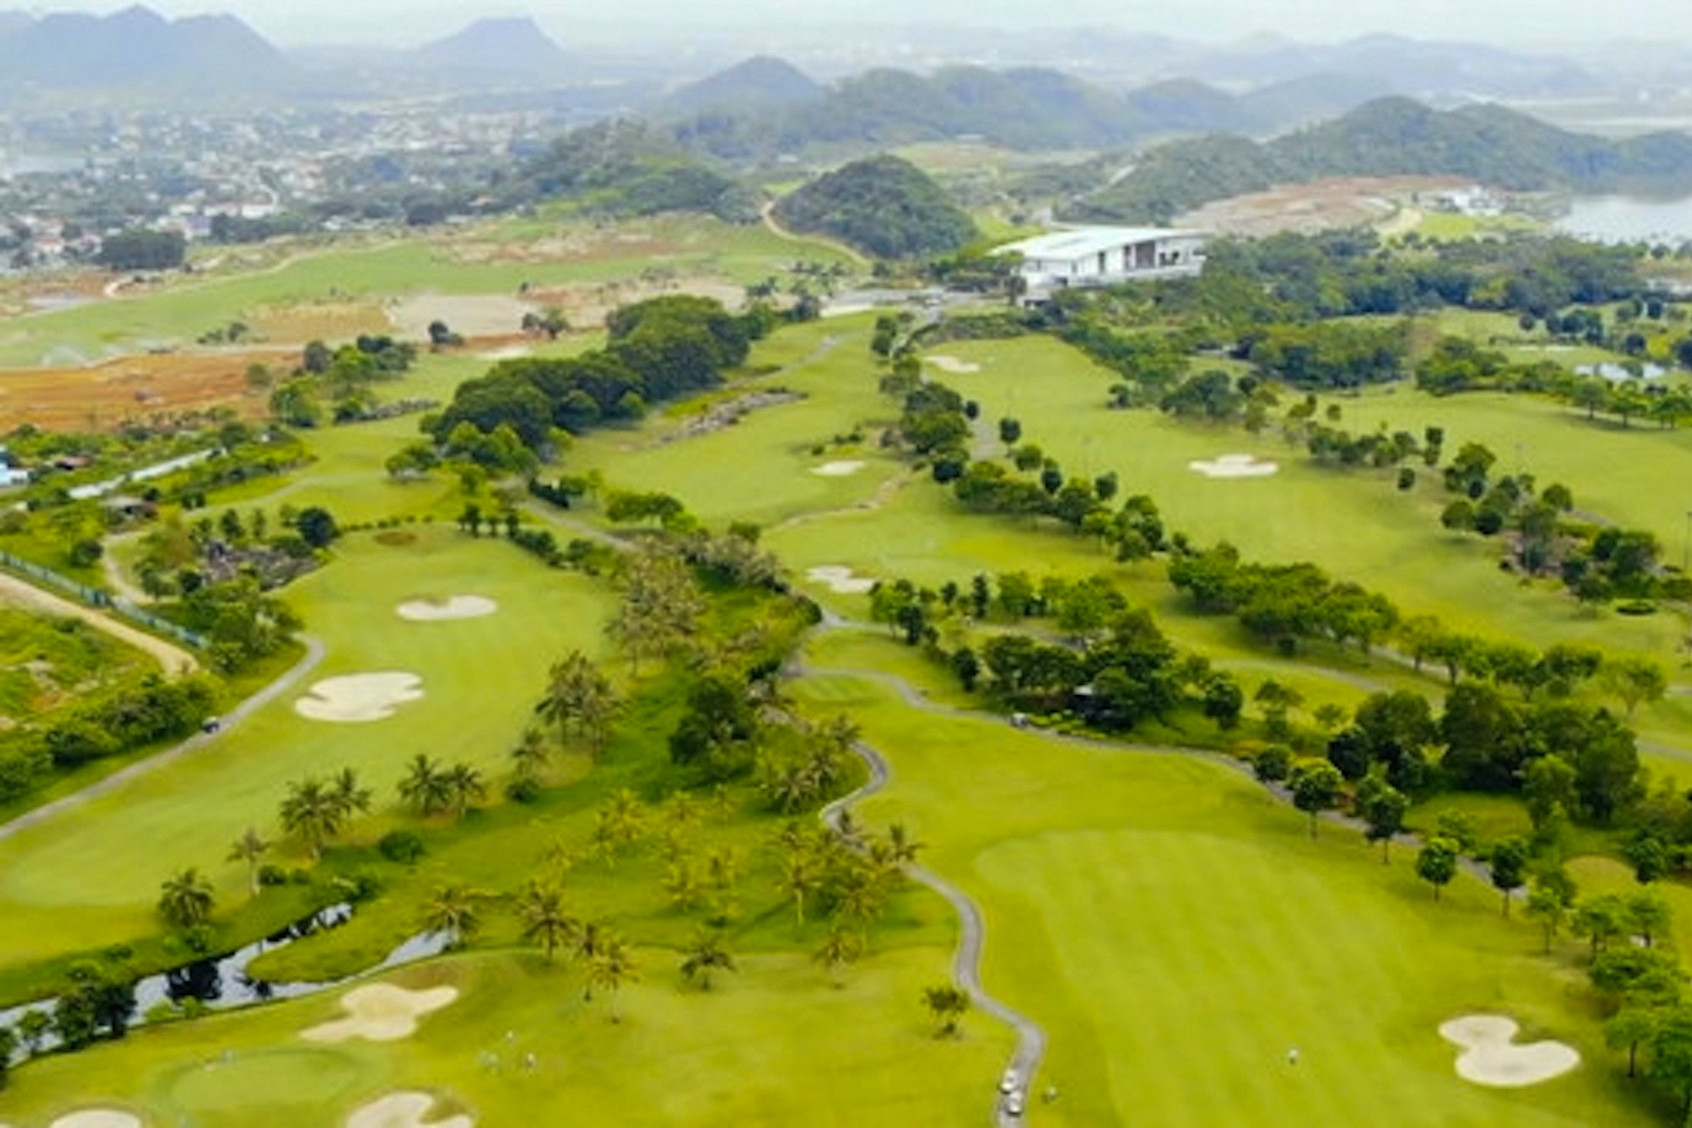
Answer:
xmin=26 ymin=0 xmax=1692 ymax=49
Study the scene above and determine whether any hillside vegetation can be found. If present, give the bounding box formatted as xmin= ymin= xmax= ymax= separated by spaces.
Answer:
xmin=507 ymin=119 xmax=757 ymax=222
xmin=1077 ymin=96 xmax=1692 ymax=222
xmin=773 ymin=155 xmax=979 ymax=259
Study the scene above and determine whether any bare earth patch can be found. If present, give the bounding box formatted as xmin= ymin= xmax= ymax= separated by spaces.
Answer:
xmin=396 ymin=596 xmax=498 ymax=622
xmin=345 ymin=1092 xmax=472 ymax=1128
xmin=807 ymin=565 xmax=876 ymax=594
xmin=811 ymin=460 xmax=865 ymax=477
xmin=50 ymin=1113 xmax=142 ymax=1128
xmin=389 ymin=294 xmax=536 ymax=340
xmin=303 ymin=984 xmax=459 ymax=1045
xmin=926 ymin=354 xmax=981 ymax=374
xmin=1439 ymin=1015 xmax=1580 ymax=1087
xmin=1188 ymin=453 xmax=1279 ymax=479
xmin=295 ymin=673 xmax=425 ymax=723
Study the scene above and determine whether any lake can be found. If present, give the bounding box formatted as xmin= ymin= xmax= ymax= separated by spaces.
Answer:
xmin=1556 ymin=195 xmax=1692 ymax=244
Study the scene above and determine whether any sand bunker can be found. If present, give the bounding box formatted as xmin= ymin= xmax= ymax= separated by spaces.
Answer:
xmin=1439 ymin=1015 xmax=1580 ymax=1087
xmin=295 ymin=673 xmax=425 ymax=723
xmin=50 ymin=1114 xmax=142 ymax=1128
xmin=304 ymin=984 xmax=459 ymax=1044
xmin=1189 ymin=453 xmax=1279 ymax=479
xmin=346 ymin=1092 xmax=472 ymax=1128
xmin=397 ymin=596 xmax=498 ymax=622
xmin=807 ymin=565 xmax=876 ymax=595
xmin=811 ymin=460 xmax=866 ymax=477
xmin=926 ymin=354 xmax=981 ymax=374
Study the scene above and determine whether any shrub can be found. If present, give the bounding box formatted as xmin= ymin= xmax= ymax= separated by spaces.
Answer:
xmin=1616 ymin=600 xmax=1658 ymax=617
xmin=377 ymin=830 xmax=426 ymax=864
xmin=257 ymin=864 xmax=288 ymax=887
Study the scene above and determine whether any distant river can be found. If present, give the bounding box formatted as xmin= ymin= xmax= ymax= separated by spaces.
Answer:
xmin=1556 ymin=195 xmax=1692 ymax=243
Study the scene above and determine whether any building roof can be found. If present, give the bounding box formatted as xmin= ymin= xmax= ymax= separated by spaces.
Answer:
xmin=995 ymin=226 xmax=1206 ymax=262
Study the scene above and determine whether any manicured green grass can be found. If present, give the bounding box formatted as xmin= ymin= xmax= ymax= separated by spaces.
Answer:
xmin=0 ymin=526 xmax=614 ymax=975
xmin=793 ymin=670 xmax=1662 ymax=1128
xmin=0 ymin=951 xmax=1007 ymax=1128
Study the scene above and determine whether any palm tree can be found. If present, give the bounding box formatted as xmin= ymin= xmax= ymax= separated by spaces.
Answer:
xmin=423 ymin=883 xmax=484 ymax=947
xmin=331 ymin=767 xmax=372 ymax=817
xmin=922 ymin=984 xmax=970 ymax=1037
xmin=398 ymin=754 xmax=453 ymax=816
xmin=762 ymin=757 xmax=819 ymax=814
xmin=835 ymin=864 xmax=888 ymax=938
xmin=587 ymin=935 xmax=638 ymax=1021
xmin=679 ymin=929 xmax=735 ymax=992
xmin=663 ymin=860 xmax=705 ymax=912
xmin=226 ymin=826 xmax=271 ymax=897
xmin=280 ymin=777 xmax=347 ymax=860
xmin=536 ymin=651 xmax=622 ymax=756
xmin=573 ymin=919 xmax=611 ymax=968
xmin=779 ymin=843 xmax=823 ymax=929
xmin=511 ymin=727 xmax=551 ymax=781
xmin=887 ymin=822 xmax=925 ymax=866
xmin=814 ymin=927 xmax=862 ymax=986
xmin=445 ymin=762 xmax=487 ymax=819
xmin=591 ymin=790 xmax=646 ymax=867
xmin=516 ymin=882 xmax=577 ymax=963
xmin=157 ymin=867 xmax=215 ymax=930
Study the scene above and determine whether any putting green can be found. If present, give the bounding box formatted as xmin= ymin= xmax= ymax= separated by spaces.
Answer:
xmin=162 ymin=1047 xmax=368 ymax=1124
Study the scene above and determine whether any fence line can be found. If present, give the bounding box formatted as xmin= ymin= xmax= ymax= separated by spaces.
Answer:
xmin=0 ymin=550 xmax=208 ymax=649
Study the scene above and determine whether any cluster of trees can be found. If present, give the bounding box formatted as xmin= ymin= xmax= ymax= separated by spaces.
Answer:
xmin=0 ymin=672 xmax=219 ymax=803
xmin=425 ymin=296 xmax=759 ymax=457
xmin=1238 ymin=320 xmax=1412 ymax=389
xmin=271 ymin=336 xmax=419 ymax=429
xmin=1419 ymin=337 xmax=1692 ymax=424
xmin=1169 ymin=542 xmax=1400 ymax=655
xmin=133 ymin=504 xmax=336 ymax=602
xmin=97 ymin=229 xmax=186 ymax=272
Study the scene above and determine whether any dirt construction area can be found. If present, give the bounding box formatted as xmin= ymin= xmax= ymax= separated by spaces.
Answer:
xmin=0 ymin=349 xmax=293 ymax=430
xmin=1176 ymin=175 xmax=1470 ymax=237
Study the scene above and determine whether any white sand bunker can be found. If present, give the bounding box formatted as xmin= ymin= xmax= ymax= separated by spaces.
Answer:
xmin=304 ymin=984 xmax=459 ymax=1044
xmin=1189 ymin=453 xmax=1280 ymax=479
xmin=346 ymin=1092 xmax=472 ymax=1128
xmin=295 ymin=673 xmax=425 ymax=723
xmin=811 ymin=460 xmax=866 ymax=477
xmin=807 ymin=565 xmax=876 ymax=594
xmin=397 ymin=595 xmax=498 ymax=622
xmin=1439 ymin=1015 xmax=1580 ymax=1088
xmin=51 ymin=1113 xmax=142 ymax=1128
xmin=926 ymin=354 xmax=981 ymax=374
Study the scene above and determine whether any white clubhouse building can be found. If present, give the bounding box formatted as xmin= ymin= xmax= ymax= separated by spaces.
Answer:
xmin=997 ymin=226 xmax=1207 ymax=300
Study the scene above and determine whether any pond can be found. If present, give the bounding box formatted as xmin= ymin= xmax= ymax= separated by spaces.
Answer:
xmin=0 ymin=903 xmax=451 ymax=1062
xmin=1575 ymin=361 xmax=1669 ymax=382
xmin=1556 ymin=195 xmax=1692 ymax=244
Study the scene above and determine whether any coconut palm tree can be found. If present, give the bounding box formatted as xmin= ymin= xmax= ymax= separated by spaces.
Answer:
xmin=226 ymin=826 xmax=271 ymax=897
xmin=510 ymin=727 xmax=551 ymax=782
xmin=679 ymin=929 xmax=735 ymax=992
xmin=535 ymin=651 xmax=622 ymax=756
xmin=587 ymin=935 xmax=638 ymax=1021
xmin=423 ymin=883 xmax=484 ymax=948
xmin=445 ymin=762 xmax=487 ymax=819
xmin=813 ymin=927 xmax=862 ymax=986
xmin=922 ymin=984 xmax=970 ymax=1037
xmin=663 ymin=860 xmax=705 ymax=912
xmin=331 ymin=767 xmax=372 ymax=817
xmin=279 ymin=777 xmax=347 ymax=860
xmin=158 ymin=867 xmax=215 ymax=930
xmin=398 ymin=754 xmax=452 ymax=816
xmin=779 ymin=842 xmax=823 ymax=929
xmin=887 ymin=822 xmax=925 ymax=866
xmin=516 ymin=882 xmax=577 ymax=963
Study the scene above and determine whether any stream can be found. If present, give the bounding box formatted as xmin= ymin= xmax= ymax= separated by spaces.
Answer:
xmin=0 ymin=903 xmax=450 ymax=1061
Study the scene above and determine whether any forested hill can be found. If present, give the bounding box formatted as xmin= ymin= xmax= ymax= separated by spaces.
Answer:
xmin=773 ymin=155 xmax=979 ymax=259
xmin=503 ymin=119 xmax=757 ymax=222
xmin=666 ymin=61 xmax=1380 ymax=159
xmin=1074 ymin=97 xmax=1692 ymax=223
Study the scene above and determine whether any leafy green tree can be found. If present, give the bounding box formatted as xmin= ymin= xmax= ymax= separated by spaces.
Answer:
xmin=1526 ymin=876 xmax=1574 ymax=953
xmin=922 ymin=984 xmax=971 ymax=1037
xmin=1628 ymin=891 xmax=1674 ymax=948
xmin=1608 ymin=1006 xmax=1660 ymax=1079
xmin=1416 ymin=837 xmax=1459 ymax=902
xmin=227 ymin=827 xmax=271 ymax=898
xmin=15 ymin=1009 xmax=49 ymax=1055
xmin=1287 ymin=758 xmax=1343 ymax=838
xmin=1489 ymin=837 xmax=1530 ymax=917
xmin=1354 ymin=771 xmax=1408 ymax=862
xmin=1574 ymin=894 xmax=1630 ymax=958
xmin=1603 ymin=656 xmax=1668 ymax=717
xmin=1626 ymin=833 xmax=1671 ymax=885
